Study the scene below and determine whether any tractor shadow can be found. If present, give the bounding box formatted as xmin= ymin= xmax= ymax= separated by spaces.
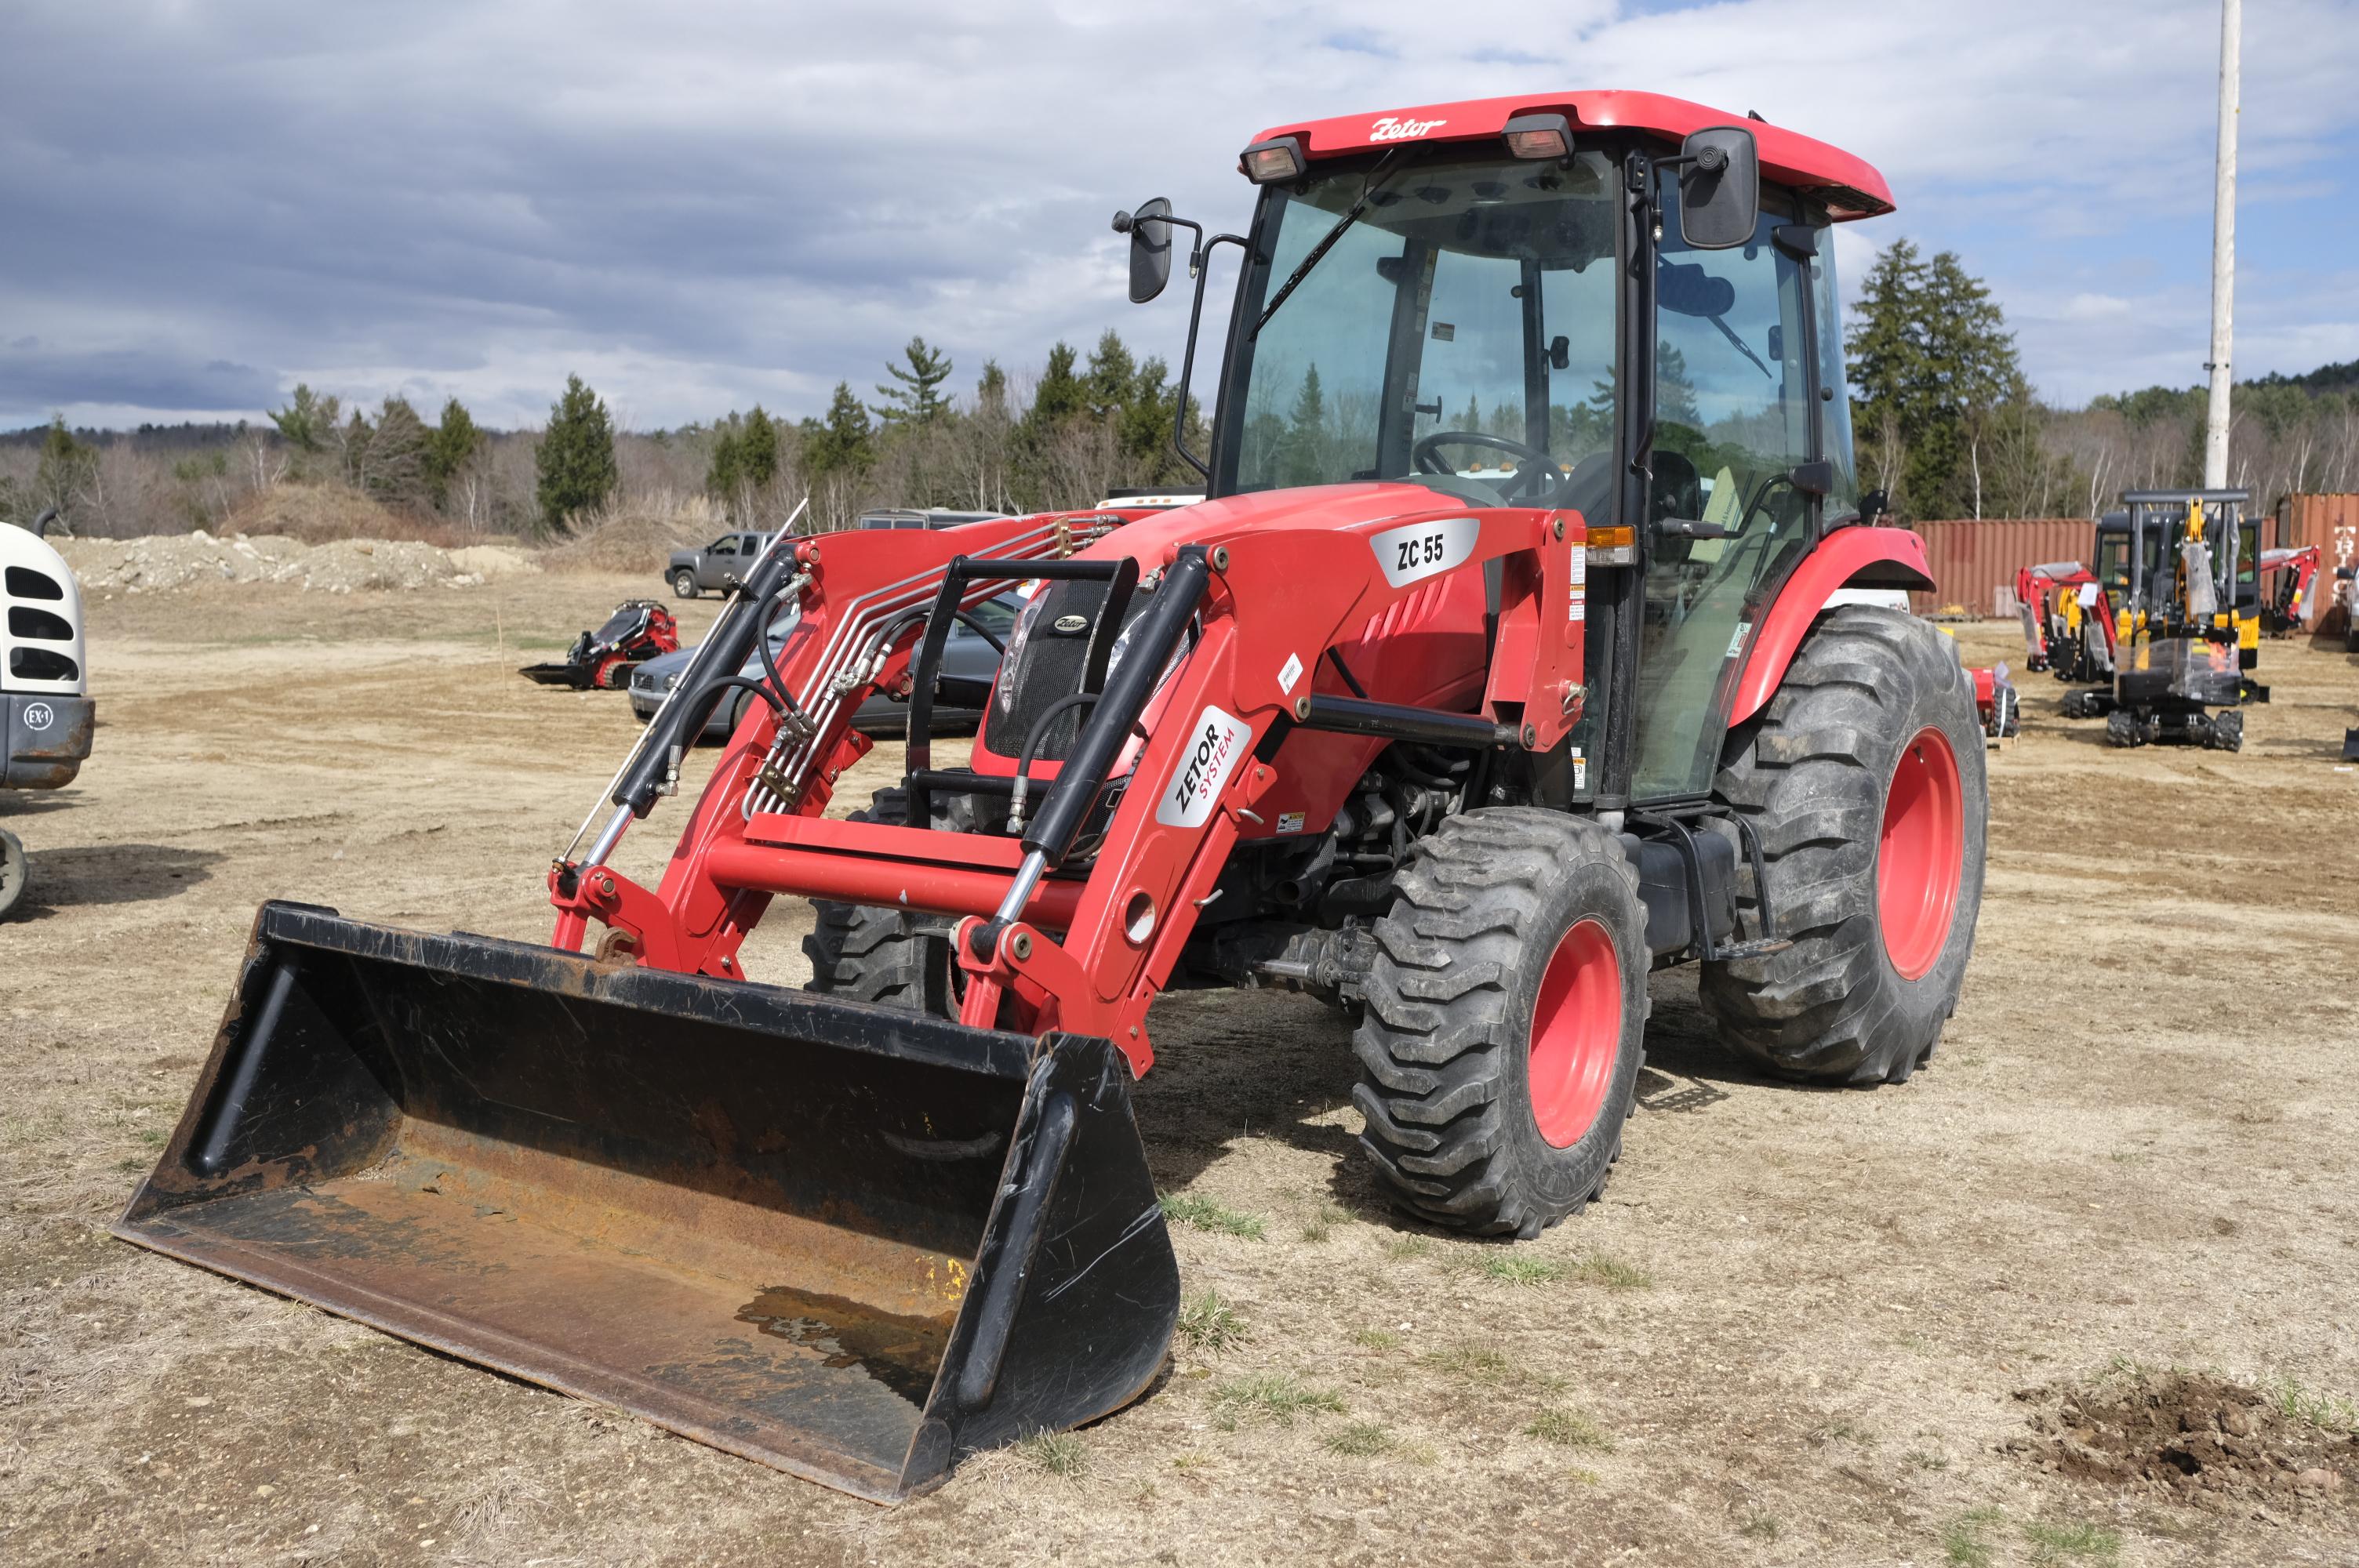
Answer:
xmin=2 ymin=844 xmax=224 ymax=923
xmin=1132 ymin=969 xmax=1821 ymax=1231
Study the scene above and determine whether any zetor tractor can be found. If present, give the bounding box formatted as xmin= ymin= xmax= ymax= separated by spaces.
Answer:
xmin=124 ymin=93 xmax=1986 ymax=1501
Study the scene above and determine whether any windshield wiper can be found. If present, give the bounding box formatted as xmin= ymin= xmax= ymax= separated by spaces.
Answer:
xmin=1703 ymin=311 xmax=1773 ymax=379
xmin=1250 ymin=151 xmax=1401 ymax=341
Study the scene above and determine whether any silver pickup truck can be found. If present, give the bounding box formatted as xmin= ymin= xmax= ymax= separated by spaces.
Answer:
xmin=665 ymin=530 xmax=776 ymax=599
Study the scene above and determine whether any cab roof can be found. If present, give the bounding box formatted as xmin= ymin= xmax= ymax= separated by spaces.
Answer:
xmin=1249 ymin=89 xmax=1894 ymax=220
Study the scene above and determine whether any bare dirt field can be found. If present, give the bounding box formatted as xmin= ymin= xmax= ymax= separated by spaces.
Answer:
xmin=5 ymin=572 xmax=2357 ymax=1566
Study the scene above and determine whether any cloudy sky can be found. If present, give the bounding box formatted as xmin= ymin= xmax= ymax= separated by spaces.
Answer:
xmin=4 ymin=0 xmax=2354 ymax=433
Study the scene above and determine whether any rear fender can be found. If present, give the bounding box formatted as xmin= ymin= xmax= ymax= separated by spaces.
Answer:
xmin=1728 ymin=527 xmax=1936 ymax=725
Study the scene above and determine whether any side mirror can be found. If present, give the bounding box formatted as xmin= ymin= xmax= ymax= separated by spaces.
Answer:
xmin=1548 ymin=335 xmax=1571 ymax=372
xmin=1114 ymin=197 xmax=1175 ymax=304
xmin=1789 ymin=459 xmax=1834 ymax=497
xmin=1859 ymin=488 xmax=1890 ymax=526
xmin=1677 ymin=126 xmax=1760 ymax=251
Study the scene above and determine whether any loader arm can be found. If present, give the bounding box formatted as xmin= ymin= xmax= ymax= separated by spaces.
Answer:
xmin=556 ymin=492 xmax=1583 ymax=1075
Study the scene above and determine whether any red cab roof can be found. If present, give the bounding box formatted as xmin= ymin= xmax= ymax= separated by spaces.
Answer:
xmin=1249 ymin=89 xmax=1893 ymax=220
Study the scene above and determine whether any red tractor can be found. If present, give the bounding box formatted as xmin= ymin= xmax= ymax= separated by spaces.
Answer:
xmin=127 ymin=93 xmax=1985 ymax=1501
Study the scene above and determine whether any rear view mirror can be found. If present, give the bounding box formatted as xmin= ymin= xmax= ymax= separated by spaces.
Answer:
xmin=1116 ymin=197 xmax=1175 ymax=304
xmin=1677 ymin=126 xmax=1759 ymax=251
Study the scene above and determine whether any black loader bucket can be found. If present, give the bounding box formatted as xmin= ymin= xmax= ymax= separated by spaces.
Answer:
xmin=115 ymin=902 xmax=1178 ymax=1503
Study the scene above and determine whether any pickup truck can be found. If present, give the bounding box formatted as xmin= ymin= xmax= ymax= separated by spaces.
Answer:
xmin=665 ymin=531 xmax=776 ymax=598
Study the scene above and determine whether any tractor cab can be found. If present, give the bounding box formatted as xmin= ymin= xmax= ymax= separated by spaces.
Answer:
xmin=1126 ymin=95 xmax=1892 ymax=808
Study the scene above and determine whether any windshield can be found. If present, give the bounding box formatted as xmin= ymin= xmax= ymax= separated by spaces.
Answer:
xmin=1222 ymin=148 xmax=1621 ymax=507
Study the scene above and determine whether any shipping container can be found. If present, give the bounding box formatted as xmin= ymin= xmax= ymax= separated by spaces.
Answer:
xmin=1906 ymin=518 xmax=2091 ymax=619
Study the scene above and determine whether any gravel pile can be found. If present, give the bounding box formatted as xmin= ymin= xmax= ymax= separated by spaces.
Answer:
xmin=57 ymin=532 xmax=501 ymax=594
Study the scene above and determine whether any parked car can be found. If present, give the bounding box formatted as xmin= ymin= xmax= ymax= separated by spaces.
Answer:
xmin=665 ymin=530 xmax=776 ymax=598
xmin=855 ymin=508 xmax=1009 ymax=530
xmin=630 ymin=592 xmax=1023 ymax=739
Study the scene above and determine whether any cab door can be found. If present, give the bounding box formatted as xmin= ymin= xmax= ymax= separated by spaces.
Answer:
xmin=1630 ymin=202 xmax=1818 ymax=800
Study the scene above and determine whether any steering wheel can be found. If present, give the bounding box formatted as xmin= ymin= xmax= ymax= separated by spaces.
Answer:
xmin=1412 ymin=431 xmax=1561 ymax=503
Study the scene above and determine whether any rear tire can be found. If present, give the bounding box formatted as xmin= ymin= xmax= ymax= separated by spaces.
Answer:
xmin=1352 ymin=809 xmax=1649 ymax=1239
xmin=2105 ymin=708 xmax=2142 ymax=748
xmin=801 ymin=787 xmax=971 ymax=1014
xmin=0 ymin=828 xmax=27 ymax=920
xmin=1703 ymin=606 xmax=1986 ymax=1086
xmin=671 ymin=569 xmax=698 ymax=599
xmin=2208 ymin=709 xmax=2243 ymax=752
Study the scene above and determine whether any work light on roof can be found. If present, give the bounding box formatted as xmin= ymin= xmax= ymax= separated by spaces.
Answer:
xmin=1502 ymin=112 xmax=1572 ymax=160
xmin=1239 ymin=136 xmax=1305 ymax=184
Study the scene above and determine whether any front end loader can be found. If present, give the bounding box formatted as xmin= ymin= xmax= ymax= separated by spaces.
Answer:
xmin=125 ymin=92 xmax=1986 ymax=1500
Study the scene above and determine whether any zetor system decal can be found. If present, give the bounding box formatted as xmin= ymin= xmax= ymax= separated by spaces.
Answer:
xmin=1372 ymin=516 xmax=1479 ymax=589
xmin=1158 ymin=704 xmax=1251 ymax=829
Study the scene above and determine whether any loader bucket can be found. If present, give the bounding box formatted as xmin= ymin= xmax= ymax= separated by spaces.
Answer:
xmin=115 ymin=901 xmax=1178 ymax=1503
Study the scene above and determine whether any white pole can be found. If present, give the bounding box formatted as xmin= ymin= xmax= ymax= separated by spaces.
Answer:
xmin=2203 ymin=0 xmax=2240 ymax=489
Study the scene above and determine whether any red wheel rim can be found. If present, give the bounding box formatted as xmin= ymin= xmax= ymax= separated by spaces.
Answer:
xmin=1877 ymin=726 xmax=1964 ymax=981
xmin=1527 ymin=916 xmax=1623 ymax=1149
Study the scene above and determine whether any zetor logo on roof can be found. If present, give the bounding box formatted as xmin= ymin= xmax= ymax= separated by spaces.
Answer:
xmin=1369 ymin=115 xmax=1446 ymax=143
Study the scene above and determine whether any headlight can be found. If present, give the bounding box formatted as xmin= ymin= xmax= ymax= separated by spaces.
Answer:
xmin=995 ymin=593 xmax=1051 ymax=715
xmin=665 ymin=673 xmax=681 ymax=690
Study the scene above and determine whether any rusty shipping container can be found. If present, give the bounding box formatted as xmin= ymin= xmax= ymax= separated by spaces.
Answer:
xmin=2273 ymin=494 xmax=2359 ymax=629
xmin=1906 ymin=517 xmax=2091 ymax=619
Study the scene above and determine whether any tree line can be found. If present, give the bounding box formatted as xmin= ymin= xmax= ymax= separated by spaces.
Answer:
xmin=1845 ymin=238 xmax=2359 ymax=521
xmin=9 ymin=267 xmax=2359 ymax=543
xmin=0 ymin=328 xmax=1201 ymax=541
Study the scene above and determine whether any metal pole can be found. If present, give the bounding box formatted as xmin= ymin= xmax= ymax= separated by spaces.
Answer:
xmin=2203 ymin=0 xmax=2240 ymax=489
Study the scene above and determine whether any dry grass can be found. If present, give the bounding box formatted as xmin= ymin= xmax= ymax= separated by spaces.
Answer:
xmin=540 ymin=488 xmax=724 ymax=572
xmin=1208 ymin=1374 xmax=1347 ymax=1428
xmin=1525 ymin=1409 xmax=1615 ymax=1451
xmin=1175 ymin=1290 xmax=1249 ymax=1353
xmin=226 ymin=481 xmax=473 ymax=547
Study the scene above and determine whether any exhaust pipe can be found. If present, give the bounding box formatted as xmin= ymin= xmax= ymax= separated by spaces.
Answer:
xmin=118 ymin=901 xmax=1177 ymax=1502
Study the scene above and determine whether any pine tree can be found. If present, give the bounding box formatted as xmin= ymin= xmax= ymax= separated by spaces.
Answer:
xmin=268 ymin=384 xmax=340 ymax=454
xmin=1845 ymin=239 xmax=2021 ymax=518
xmin=1083 ymin=331 xmax=1137 ymax=421
xmin=534 ymin=374 xmax=619 ymax=534
xmin=874 ymin=337 xmax=954 ymax=424
xmin=1278 ymin=365 xmax=1328 ymax=486
xmin=1027 ymin=343 xmax=1087 ymax=430
xmin=34 ymin=416 xmax=97 ymax=524
xmin=707 ymin=425 xmax=743 ymax=497
xmin=423 ymin=397 xmax=485 ymax=510
xmin=361 ymin=395 xmax=431 ymax=510
xmin=738 ymin=405 xmax=780 ymax=487
xmin=804 ymin=383 xmax=874 ymax=478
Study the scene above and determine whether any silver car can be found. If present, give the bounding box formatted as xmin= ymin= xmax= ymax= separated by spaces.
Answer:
xmin=629 ymin=593 xmax=1021 ymax=739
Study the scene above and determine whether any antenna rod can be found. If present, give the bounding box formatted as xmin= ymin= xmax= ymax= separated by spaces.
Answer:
xmin=2203 ymin=0 xmax=2240 ymax=488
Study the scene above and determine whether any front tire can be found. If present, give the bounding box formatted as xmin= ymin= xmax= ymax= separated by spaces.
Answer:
xmin=801 ymin=787 xmax=975 ymax=1013
xmin=671 ymin=569 xmax=698 ymax=599
xmin=1352 ymin=809 xmax=1649 ymax=1239
xmin=1703 ymin=606 xmax=1986 ymax=1085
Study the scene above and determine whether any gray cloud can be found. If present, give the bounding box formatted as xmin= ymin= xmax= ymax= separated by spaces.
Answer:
xmin=1 ymin=0 xmax=2353 ymax=430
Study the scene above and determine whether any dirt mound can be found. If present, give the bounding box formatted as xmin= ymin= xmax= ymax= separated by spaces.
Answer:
xmin=223 ymin=482 xmax=470 ymax=546
xmin=57 ymin=532 xmax=482 ymax=593
xmin=449 ymin=544 xmax=539 ymax=579
xmin=2016 ymin=1371 xmax=2357 ymax=1512
xmin=542 ymin=490 xmax=723 ymax=573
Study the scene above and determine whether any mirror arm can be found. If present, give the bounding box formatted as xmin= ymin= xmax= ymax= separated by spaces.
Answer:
xmin=1167 ymin=232 xmax=1249 ymax=483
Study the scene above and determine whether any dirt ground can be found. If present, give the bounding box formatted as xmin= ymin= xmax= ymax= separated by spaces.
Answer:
xmin=4 ymin=572 xmax=2357 ymax=1567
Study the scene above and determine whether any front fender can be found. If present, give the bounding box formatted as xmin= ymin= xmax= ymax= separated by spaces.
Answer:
xmin=1728 ymin=526 xmax=1936 ymax=725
